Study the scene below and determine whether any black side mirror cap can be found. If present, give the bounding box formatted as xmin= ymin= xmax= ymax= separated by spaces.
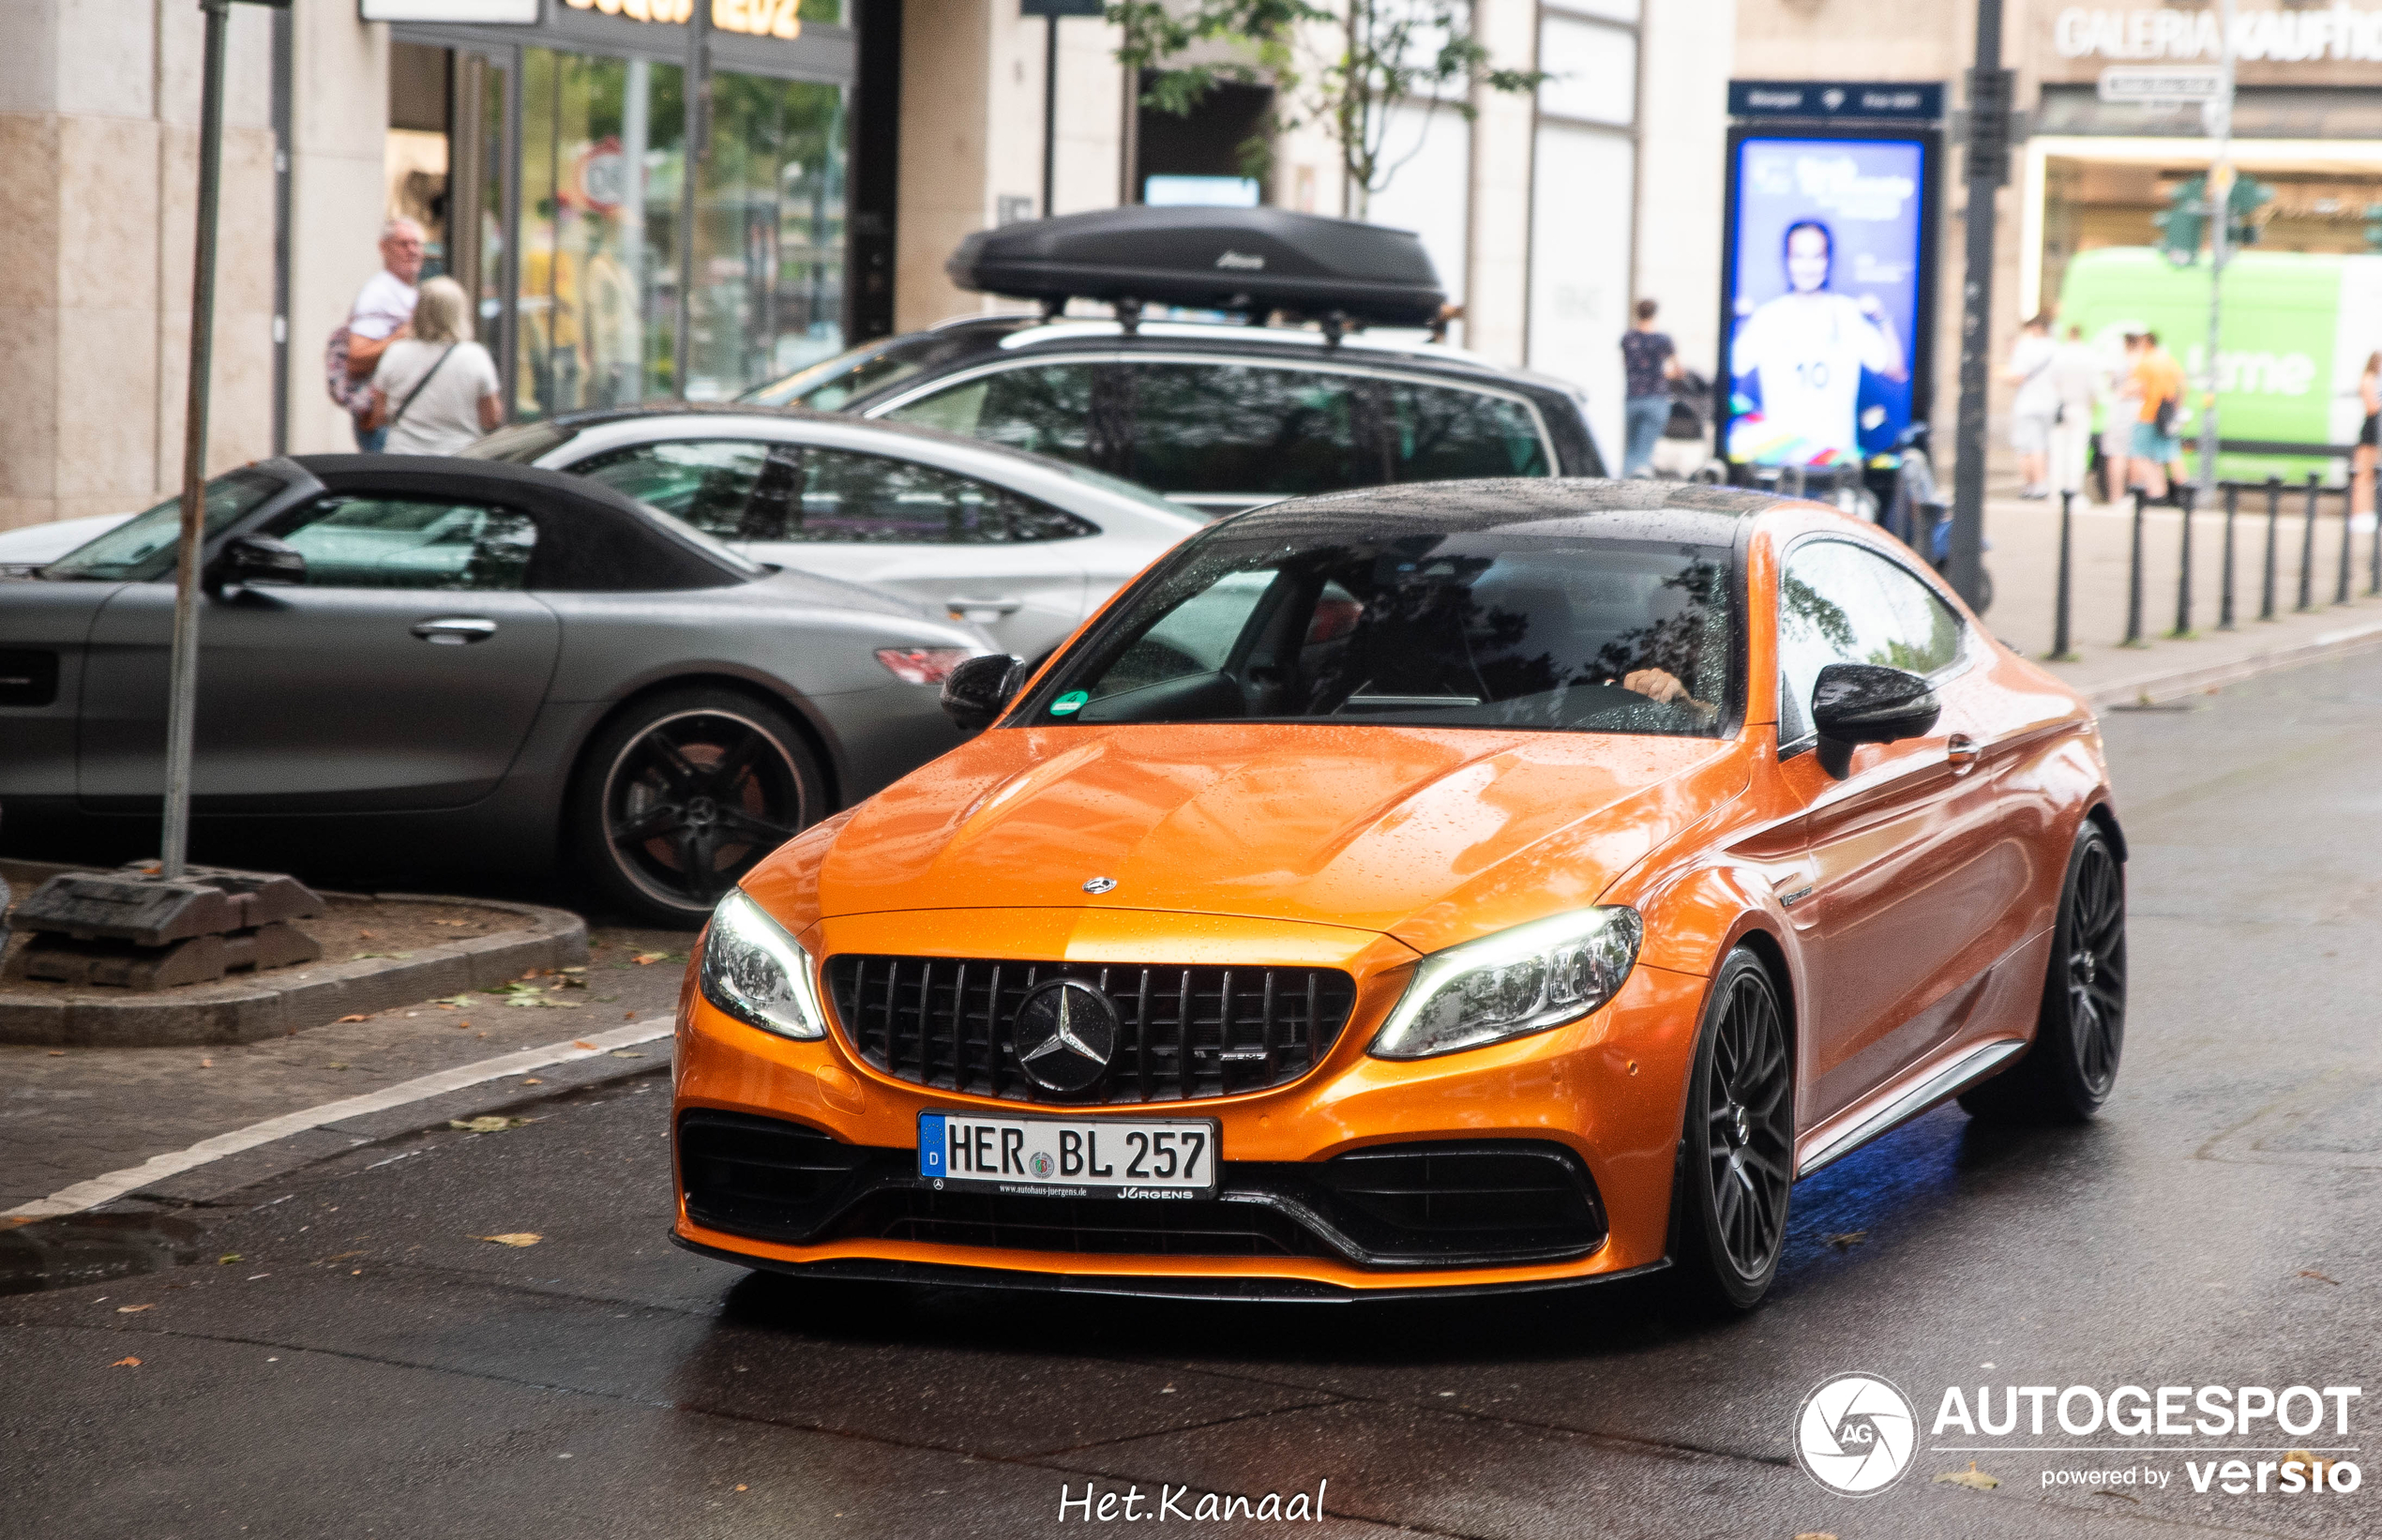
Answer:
xmin=941 ymin=653 xmax=1026 ymax=732
xmin=208 ymin=534 xmax=306 ymax=596
xmin=1811 ymin=661 xmax=1939 ymax=778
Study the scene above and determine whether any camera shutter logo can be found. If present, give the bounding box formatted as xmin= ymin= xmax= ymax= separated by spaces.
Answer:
xmin=1795 ymin=1373 xmax=1918 ymax=1496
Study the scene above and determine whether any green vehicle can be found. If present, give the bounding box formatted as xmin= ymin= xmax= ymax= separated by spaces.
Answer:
xmin=2055 ymin=246 xmax=2380 ymax=487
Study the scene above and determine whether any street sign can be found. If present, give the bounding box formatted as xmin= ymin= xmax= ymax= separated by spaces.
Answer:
xmin=2097 ymin=66 xmax=2225 ymax=105
xmin=1727 ymin=81 xmax=1945 ymax=124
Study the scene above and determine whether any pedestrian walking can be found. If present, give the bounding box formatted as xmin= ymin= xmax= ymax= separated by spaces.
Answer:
xmin=2004 ymin=312 xmax=2059 ymax=498
xmin=2048 ymin=323 xmax=2101 ymax=500
xmin=331 ymin=219 xmax=426 ymax=452
xmin=2131 ymin=330 xmax=2187 ymax=502
xmin=1620 ymin=298 xmax=1684 ymax=478
xmin=2354 ymin=351 xmax=2380 ymax=522
xmin=2103 ymin=332 xmax=2146 ymax=502
xmin=367 ymin=277 xmax=504 ymax=455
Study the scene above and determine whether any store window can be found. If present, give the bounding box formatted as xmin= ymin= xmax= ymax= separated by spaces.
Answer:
xmin=687 ymin=72 xmax=848 ymax=400
xmin=519 ymin=50 xmax=687 ymax=417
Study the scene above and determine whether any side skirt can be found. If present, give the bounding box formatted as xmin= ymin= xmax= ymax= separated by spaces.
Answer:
xmin=1793 ymin=1037 xmax=2029 ymax=1179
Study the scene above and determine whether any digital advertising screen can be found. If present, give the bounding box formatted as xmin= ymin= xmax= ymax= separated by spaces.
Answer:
xmin=1725 ymin=134 xmax=1932 ymax=469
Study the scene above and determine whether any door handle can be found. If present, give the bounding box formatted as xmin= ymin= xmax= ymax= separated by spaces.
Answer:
xmin=1946 ymin=733 xmax=1982 ymax=771
xmin=412 ymin=617 xmax=498 ymax=645
xmin=945 ymin=596 xmax=1024 ymax=615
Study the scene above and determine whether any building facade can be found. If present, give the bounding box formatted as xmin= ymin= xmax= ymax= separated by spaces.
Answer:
xmin=0 ymin=0 xmax=1734 ymax=534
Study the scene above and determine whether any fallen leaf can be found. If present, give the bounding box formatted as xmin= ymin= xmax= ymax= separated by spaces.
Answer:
xmin=448 ymin=1116 xmax=532 ymax=1132
xmin=562 ymin=965 xmax=587 ymax=974
xmin=321 ymin=1251 xmax=365 ymax=1262
xmin=633 ymin=952 xmax=672 ymax=965
xmin=110 ymin=1356 xmax=142 ymax=1367
xmin=336 ymin=1014 xmax=369 ymax=1023
xmin=48 ymin=1049 xmax=66 ymax=1056
xmin=349 ymin=951 xmax=415 ymax=960
xmin=623 ymin=1010 xmax=636 ymax=1019
xmin=521 ymin=1078 xmax=543 ymax=1086
xmin=116 ymin=1304 xmax=154 ymax=1314
xmin=198 ymin=1057 xmax=214 ymax=1068
xmin=431 ymin=918 xmax=472 ymax=927
xmin=2299 ymin=1269 xmax=2341 ymax=1285
xmin=2091 ymin=1487 xmax=2141 ymax=1502
xmin=610 ymin=1049 xmax=643 ymax=1058
xmin=571 ymin=1040 xmax=597 ymax=1050
xmin=2283 ymin=1451 xmax=2336 ymax=1484
xmin=327 ymin=1062 xmax=348 ymax=1070
xmin=356 ymin=930 xmax=374 ymax=940
xmin=735 ymin=1485 xmax=748 ymax=1492
xmin=430 ymin=995 xmax=475 ymax=1006
xmin=1824 ymin=1230 xmax=1867 ymax=1249
xmin=218 ymin=1253 xmax=243 ymax=1265
xmin=1935 ymin=1462 xmax=2000 ymax=1491
xmin=1793 ymin=1533 xmax=1839 ymax=1540
xmin=457 ymin=1020 xmax=473 ymax=1030
xmin=472 ymin=1232 xmax=542 ymax=1247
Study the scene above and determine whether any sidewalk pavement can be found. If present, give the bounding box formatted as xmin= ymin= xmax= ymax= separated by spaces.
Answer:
xmin=1979 ymin=491 xmax=2382 ymax=706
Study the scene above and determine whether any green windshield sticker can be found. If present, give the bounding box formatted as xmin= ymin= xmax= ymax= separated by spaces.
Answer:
xmin=1049 ymin=690 xmax=1089 ymax=717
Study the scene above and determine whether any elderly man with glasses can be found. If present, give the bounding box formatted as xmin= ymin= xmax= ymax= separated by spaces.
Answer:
xmin=345 ymin=219 xmax=427 ymax=452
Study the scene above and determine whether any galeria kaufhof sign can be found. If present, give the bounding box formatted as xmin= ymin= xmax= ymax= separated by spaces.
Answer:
xmin=2058 ymin=6 xmax=2382 ymax=60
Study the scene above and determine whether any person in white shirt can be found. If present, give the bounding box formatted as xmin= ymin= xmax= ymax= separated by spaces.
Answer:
xmin=1729 ymin=219 xmax=1907 ymax=465
xmin=2004 ymin=313 xmax=2060 ymax=499
xmin=2047 ymin=323 xmax=2103 ymax=502
xmin=368 ymin=277 xmax=504 ymax=456
xmin=346 ymin=219 xmax=425 ymax=451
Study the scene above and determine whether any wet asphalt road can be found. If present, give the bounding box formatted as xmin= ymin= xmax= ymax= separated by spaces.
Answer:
xmin=6 ymin=651 xmax=2381 ymax=1540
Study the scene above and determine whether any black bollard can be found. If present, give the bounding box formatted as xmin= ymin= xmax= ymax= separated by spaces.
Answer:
xmin=2219 ymin=481 xmax=2239 ymax=630
xmin=2126 ymin=488 xmax=2148 ymax=646
xmin=2261 ymin=476 xmax=2281 ymax=620
xmin=2052 ymin=489 xmax=2076 ymax=659
xmin=2340 ymin=478 xmax=2357 ymax=605
xmin=2172 ymin=482 xmax=2195 ymax=638
xmin=2373 ymin=496 xmax=2382 ymax=597
xmin=2299 ymin=473 xmax=2319 ymax=611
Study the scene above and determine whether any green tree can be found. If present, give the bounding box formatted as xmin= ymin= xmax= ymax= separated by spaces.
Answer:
xmin=1110 ymin=0 xmax=1544 ymax=219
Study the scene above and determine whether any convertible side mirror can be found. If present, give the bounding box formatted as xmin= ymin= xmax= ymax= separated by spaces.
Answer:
xmin=208 ymin=534 xmax=306 ymax=596
xmin=941 ymin=653 xmax=1026 ymax=732
xmin=1811 ymin=661 xmax=1938 ymax=778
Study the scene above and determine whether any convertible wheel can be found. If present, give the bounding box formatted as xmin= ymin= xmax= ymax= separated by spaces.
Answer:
xmin=1674 ymin=948 xmax=1795 ymax=1312
xmin=1959 ymin=819 xmax=2126 ymax=1124
xmin=568 ymin=687 xmax=825 ymax=928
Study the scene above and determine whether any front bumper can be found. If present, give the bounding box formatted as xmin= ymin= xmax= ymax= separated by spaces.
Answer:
xmin=672 ymin=908 xmax=1711 ymax=1295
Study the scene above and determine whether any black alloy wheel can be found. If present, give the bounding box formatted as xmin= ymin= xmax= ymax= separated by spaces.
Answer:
xmin=1960 ymin=819 xmax=2127 ymax=1124
xmin=568 ymin=687 xmax=824 ymax=927
xmin=1674 ymin=947 xmax=1795 ymax=1311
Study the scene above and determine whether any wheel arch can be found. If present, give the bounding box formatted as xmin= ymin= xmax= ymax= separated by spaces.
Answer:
xmin=2084 ymin=798 xmax=2128 ymax=864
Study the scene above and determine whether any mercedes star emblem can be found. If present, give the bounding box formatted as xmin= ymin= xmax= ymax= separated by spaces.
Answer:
xmin=1012 ymin=978 xmax=1121 ymax=1095
xmin=1082 ymin=876 xmax=1118 ymax=894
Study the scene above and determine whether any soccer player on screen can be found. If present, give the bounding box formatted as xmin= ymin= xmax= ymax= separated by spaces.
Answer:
xmin=1730 ymin=219 xmax=1907 ymax=462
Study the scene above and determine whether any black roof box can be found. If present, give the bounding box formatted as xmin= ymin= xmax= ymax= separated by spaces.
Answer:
xmin=947 ymin=205 xmax=1446 ymax=328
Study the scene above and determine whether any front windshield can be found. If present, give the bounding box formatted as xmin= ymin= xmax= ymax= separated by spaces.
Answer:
xmin=42 ymin=468 xmax=289 ymax=581
xmin=1022 ymin=521 xmax=1737 ymax=735
xmin=739 ymin=331 xmax=992 ymax=410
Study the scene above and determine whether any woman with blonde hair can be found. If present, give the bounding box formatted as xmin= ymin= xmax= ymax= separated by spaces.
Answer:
xmin=367 ymin=275 xmax=504 ymax=455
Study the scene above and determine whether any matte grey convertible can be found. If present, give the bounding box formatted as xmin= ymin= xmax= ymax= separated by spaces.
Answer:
xmin=0 ymin=456 xmax=991 ymax=925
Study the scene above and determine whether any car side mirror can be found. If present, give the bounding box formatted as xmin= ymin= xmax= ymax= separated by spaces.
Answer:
xmin=1811 ymin=661 xmax=1939 ymax=778
xmin=209 ymin=534 xmax=306 ymax=596
xmin=941 ymin=653 xmax=1026 ymax=732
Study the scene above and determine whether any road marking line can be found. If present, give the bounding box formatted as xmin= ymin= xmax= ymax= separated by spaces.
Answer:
xmin=4 ymin=1017 xmax=673 ymax=1222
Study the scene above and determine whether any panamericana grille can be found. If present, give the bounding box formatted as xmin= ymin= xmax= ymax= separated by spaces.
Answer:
xmin=823 ymin=956 xmax=1358 ymax=1105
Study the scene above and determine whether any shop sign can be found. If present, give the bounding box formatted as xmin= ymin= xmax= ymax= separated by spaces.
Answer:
xmin=559 ymin=0 xmax=804 ymax=36
xmin=2057 ymin=7 xmax=2382 ymax=62
xmin=360 ymin=0 xmax=536 ymax=22
xmin=1728 ymin=81 xmax=1946 ymax=123
xmin=2096 ymin=64 xmax=2225 ymax=101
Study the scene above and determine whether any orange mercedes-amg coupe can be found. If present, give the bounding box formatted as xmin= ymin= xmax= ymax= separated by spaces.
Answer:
xmin=671 ymin=480 xmax=2125 ymax=1307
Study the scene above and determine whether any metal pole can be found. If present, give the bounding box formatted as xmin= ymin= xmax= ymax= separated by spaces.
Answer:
xmin=2218 ymin=480 xmax=2238 ymax=629
xmin=1043 ymin=16 xmax=1060 ymax=217
xmin=2126 ymin=488 xmax=2147 ymax=646
xmin=673 ymin=0 xmax=710 ymax=400
xmin=2261 ymin=475 xmax=2280 ymax=619
xmin=2051 ymin=488 xmax=2075 ymax=658
xmin=2172 ymin=482 xmax=2195 ymax=636
xmin=2195 ymin=0 xmax=2235 ymax=525
xmin=2338 ymin=477 xmax=2356 ymax=604
xmin=2372 ymin=494 xmax=2381 ymax=596
xmin=161 ymin=0 xmax=233 ymax=883
xmin=1948 ymin=0 xmax=2009 ymax=611
xmin=2298 ymin=472 xmax=2318 ymax=611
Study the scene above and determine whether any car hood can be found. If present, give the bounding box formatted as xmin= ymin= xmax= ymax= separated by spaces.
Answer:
xmin=750 ymin=723 xmax=1746 ymax=956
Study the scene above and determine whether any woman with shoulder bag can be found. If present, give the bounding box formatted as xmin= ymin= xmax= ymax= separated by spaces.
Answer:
xmin=367 ymin=277 xmax=505 ymax=456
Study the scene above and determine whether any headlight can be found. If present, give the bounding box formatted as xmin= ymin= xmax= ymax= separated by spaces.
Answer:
xmin=697 ymin=889 xmax=827 ymax=1040
xmin=1368 ymin=908 xmax=1642 ymax=1061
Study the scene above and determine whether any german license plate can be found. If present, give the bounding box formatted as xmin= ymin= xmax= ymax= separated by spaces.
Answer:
xmin=918 ymin=1111 xmax=1219 ymax=1199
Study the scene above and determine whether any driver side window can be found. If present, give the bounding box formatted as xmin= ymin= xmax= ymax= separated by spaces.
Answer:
xmin=268 ymin=496 xmax=537 ymax=591
xmin=1778 ymin=540 xmax=1962 ymax=743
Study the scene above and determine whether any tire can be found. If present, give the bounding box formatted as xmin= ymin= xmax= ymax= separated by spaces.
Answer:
xmin=1957 ymin=819 xmax=2126 ymax=1124
xmin=566 ymin=686 xmax=827 ymax=928
xmin=1671 ymin=947 xmax=1795 ymax=1313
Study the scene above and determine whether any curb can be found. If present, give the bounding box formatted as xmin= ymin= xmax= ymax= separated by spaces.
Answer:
xmin=2074 ymin=616 xmax=2382 ymax=711
xmin=0 ymin=894 xmax=588 ymax=1049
